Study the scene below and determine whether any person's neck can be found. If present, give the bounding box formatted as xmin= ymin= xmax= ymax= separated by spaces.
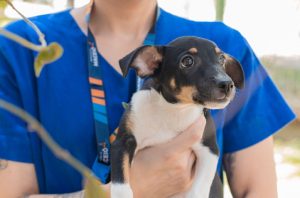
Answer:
xmin=90 ymin=0 xmax=157 ymax=38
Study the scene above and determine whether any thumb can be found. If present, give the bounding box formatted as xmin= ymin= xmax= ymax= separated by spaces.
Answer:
xmin=163 ymin=115 xmax=206 ymax=154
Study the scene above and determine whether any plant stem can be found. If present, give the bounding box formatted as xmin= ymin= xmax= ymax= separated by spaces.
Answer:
xmin=0 ymin=28 xmax=43 ymax=51
xmin=5 ymin=0 xmax=47 ymax=46
xmin=214 ymin=0 xmax=226 ymax=21
xmin=0 ymin=99 xmax=95 ymax=180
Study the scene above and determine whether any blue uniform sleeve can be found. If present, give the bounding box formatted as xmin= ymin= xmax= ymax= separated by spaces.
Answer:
xmin=0 ymin=30 xmax=33 ymax=163
xmin=222 ymin=32 xmax=296 ymax=153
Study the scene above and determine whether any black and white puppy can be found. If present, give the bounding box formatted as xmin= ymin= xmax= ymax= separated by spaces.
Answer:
xmin=111 ymin=36 xmax=244 ymax=198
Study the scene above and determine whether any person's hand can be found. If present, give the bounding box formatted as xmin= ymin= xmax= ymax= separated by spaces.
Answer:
xmin=129 ymin=115 xmax=206 ymax=198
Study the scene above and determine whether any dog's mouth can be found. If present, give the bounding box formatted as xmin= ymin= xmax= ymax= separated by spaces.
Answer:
xmin=192 ymin=89 xmax=235 ymax=109
xmin=193 ymin=94 xmax=230 ymax=104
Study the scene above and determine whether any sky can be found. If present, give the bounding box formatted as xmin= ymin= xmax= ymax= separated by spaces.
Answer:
xmin=4 ymin=0 xmax=300 ymax=56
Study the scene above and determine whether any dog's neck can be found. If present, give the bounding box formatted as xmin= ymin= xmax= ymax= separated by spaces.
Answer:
xmin=130 ymin=89 xmax=203 ymax=148
xmin=130 ymin=89 xmax=203 ymax=149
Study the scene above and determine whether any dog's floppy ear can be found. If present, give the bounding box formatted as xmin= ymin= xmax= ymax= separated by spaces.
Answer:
xmin=224 ymin=54 xmax=245 ymax=89
xmin=119 ymin=45 xmax=164 ymax=78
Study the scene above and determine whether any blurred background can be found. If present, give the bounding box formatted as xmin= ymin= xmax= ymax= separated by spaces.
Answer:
xmin=1 ymin=0 xmax=299 ymax=197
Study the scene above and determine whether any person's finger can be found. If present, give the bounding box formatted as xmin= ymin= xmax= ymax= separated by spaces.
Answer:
xmin=187 ymin=151 xmax=196 ymax=179
xmin=163 ymin=115 xmax=206 ymax=154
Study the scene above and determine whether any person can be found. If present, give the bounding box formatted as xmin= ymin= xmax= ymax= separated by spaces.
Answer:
xmin=0 ymin=0 xmax=295 ymax=197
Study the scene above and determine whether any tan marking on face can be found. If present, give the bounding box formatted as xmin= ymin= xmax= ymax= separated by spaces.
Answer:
xmin=170 ymin=78 xmax=176 ymax=89
xmin=123 ymin=154 xmax=130 ymax=183
xmin=176 ymin=86 xmax=197 ymax=103
xmin=224 ymin=54 xmax=233 ymax=61
xmin=215 ymin=47 xmax=222 ymax=54
xmin=188 ymin=47 xmax=198 ymax=54
xmin=132 ymin=46 xmax=162 ymax=76
xmin=223 ymin=54 xmax=233 ymax=68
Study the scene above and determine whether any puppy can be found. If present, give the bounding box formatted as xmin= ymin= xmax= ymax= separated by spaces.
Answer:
xmin=111 ymin=36 xmax=245 ymax=198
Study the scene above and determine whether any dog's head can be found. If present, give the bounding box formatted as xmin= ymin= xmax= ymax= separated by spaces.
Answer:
xmin=119 ymin=36 xmax=245 ymax=109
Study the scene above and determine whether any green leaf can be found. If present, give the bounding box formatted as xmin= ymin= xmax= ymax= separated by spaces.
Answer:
xmin=0 ymin=1 xmax=7 ymax=9
xmin=122 ymin=102 xmax=130 ymax=110
xmin=34 ymin=42 xmax=63 ymax=77
xmin=84 ymin=177 xmax=107 ymax=198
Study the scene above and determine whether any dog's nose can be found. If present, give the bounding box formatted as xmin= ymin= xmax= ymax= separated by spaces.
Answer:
xmin=217 ymin=80 xmax=234 ymax=95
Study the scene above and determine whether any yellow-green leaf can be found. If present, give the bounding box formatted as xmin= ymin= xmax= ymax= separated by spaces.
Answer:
xmin=84 ymin=177 xmax=108 ymax=198
xmin=0 ymin=1 xmax=7 ymax=9
xmin=34 ymin=42 xmax=63 ymax=77
xmin=122 ymin=102 xmax=130 ymax=110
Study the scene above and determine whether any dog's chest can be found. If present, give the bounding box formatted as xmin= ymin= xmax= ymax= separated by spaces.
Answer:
xmin=129 ymin=89 xmax=203 ymax=150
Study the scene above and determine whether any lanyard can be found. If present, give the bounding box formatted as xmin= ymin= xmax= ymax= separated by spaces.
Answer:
xmin=87 ymin=28 xmax=110 ymax=165
xmin=86 ymin=3 xmax=159 ymax=184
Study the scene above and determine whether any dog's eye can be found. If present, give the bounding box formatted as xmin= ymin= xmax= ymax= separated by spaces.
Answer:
xmin=219 ymin=54 xmax=226 ymax=65
xmin=180 ymin=55 xmax=194 ymax=68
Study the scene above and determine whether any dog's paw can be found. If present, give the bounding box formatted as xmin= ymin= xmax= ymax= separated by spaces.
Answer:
xmin=111 ymin=183 xmax=133 ymax=198
xmin=186 ymin=191 xmax=209 ymax=198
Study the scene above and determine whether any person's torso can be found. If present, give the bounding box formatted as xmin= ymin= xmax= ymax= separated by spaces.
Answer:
xmin=3 ymin=8 xmax=246 ymax=193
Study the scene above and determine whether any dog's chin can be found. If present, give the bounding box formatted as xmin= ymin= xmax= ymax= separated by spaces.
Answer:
xmin=194 ymin=88 xmax=236 ymax=109
xmin=193 ymin=89 xmax=236 ymax=109
xmin=203 ymin=99 xmax=231 ymax=109
xmin=193 ymin=95 xmax=234 ymax=109
xmin=193 ymin=97 xmax=229 ymax=109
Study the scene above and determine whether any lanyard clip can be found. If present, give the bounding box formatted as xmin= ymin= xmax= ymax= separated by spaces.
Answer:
xmin=97 ymin=141 xmax=110 ymax=165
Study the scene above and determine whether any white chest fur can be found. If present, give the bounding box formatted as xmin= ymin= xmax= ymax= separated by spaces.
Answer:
xmin=112 ymin=89 xmax=218 ymax=198
xmin=129 ymin=89 xmax=203 ymax=150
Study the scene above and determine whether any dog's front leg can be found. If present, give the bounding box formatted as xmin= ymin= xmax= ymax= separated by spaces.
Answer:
xmin=185 ymin=143 xmax=219 ymax=198
xmin=111 ymin=132 xmax=137 ymax=198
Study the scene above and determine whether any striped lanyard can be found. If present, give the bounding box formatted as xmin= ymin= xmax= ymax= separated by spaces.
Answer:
xmin=86 ymin=3 xmax=159 ymax=183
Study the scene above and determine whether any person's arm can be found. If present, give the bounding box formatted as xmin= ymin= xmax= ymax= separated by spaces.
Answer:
xmin=0 ymin=160 xmax=101 ymax=198
xmin=0 ymin=160 xmax=39 ymax=197
xmin=0 ymin=116 xmax=205 ymax=198
xmin=0 ymin=23 xmax=84 ymax=198
xmin=223 ymin=137 xmax=277 ymax=198
xmin=0 ymin=161 xmax=110 ymax=198
xmin=26 ymin=191 xmax=85 ymax=198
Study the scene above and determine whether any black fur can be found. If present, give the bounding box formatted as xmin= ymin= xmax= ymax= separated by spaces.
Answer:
xmin=119 ymin=37 xmax=244 ymax=106
xmin=112 ymin=36 xmax=245 ymax=197
xmin=111 ymin=108 xmax=137 ymax=183
xmin=202 ymin=109 xmax=219 ymax=156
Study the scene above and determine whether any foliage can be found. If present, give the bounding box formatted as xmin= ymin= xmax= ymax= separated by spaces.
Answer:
xmin=24 ymin=0 xmax=52 ymax=5
xmin=214 ymin=0 xmax=226 ymax=21
xmin=34 ymin=42 xmax=63 ymax=76
xmin=85 ymin=177 xmax=107 ymax=198
xmin=0 ymin=0 xmax=7 ymax=9
xmin=261 ymin=55 xmax=300 ymax=117
xmin=274 ymin=119 xmax=300 ymax=177
xmin=0 ymin=1 xmax=107 ymax=197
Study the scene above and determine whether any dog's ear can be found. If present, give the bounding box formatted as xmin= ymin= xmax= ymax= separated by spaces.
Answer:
xmin=119 ymin=45 xmax=164 ymax=78
xmin=224 ymin=54 xmax=245 ymax=89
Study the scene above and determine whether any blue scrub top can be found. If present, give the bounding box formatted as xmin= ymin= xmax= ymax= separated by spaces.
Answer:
xmin=0 ymin=8 xmax=295 ymax=194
